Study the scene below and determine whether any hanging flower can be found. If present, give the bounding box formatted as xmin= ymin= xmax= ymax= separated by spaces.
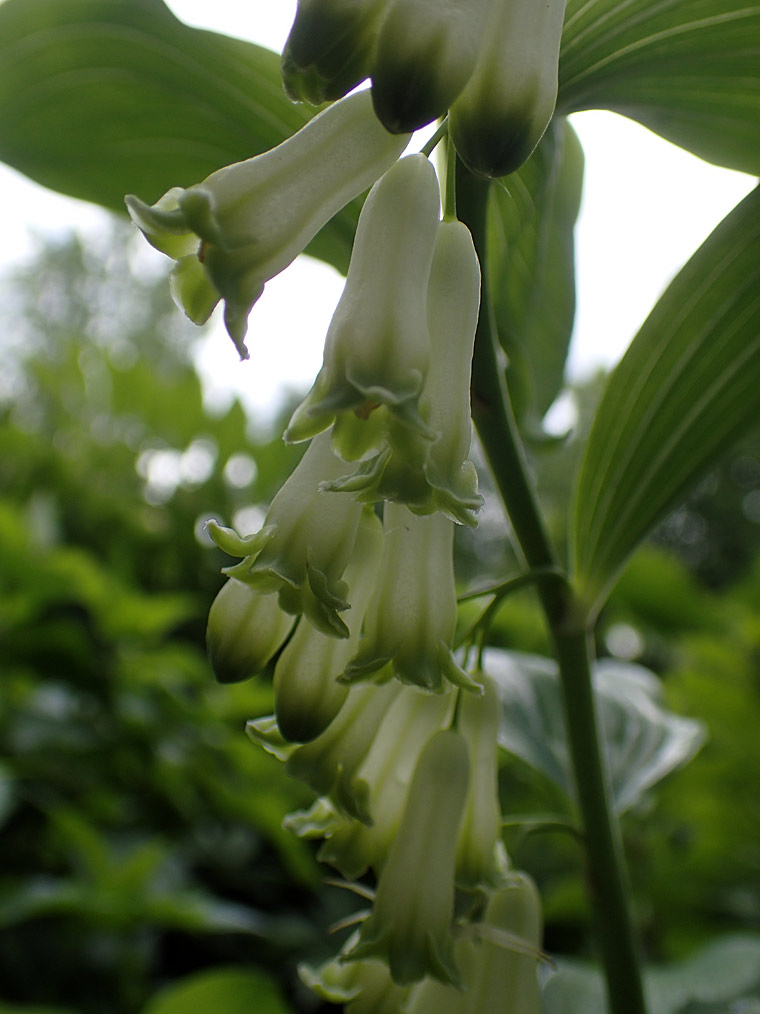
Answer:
xmin=207 ymin=432 xmax=365 ymax=639
xmin=322 ymin=219 xmax=483 ymax=525
xmin=285 ymin=154 xmax=441 ymax=468
xmin=342 ymin=504 xmax=481 ymax=693
xmin=370 ymin=0 xmax=494 ymax=133
xmin=281 ymin=0 xmax=391 ymax=104
xmin=300 ymin=930 xmax=412 ymax=1014
xmin=205 ymin=577 xmax=294 ymax=684
xmin=449 ymin=0 xmax=566 ymax=178
xmin=273 ymin=507 xmax=383 ymax=742
xmin=125 ymin=89 xmax=409 ymax=356
xmin=344 ymin=729 xmax=470 ymax=986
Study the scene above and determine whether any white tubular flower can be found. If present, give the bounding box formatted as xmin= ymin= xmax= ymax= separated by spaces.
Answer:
xmin=207 ymin=433 xmax=364 ymax=639
xmin=273 ymin=507 xmax=383 ymax=743
xmin=323 ymin=219 xmax=483 ymax=525
xmin=300 ymin=931 xmax=411 ymax=1014
xmin=285 ymin=154 xmax=440 ymax=465
xmin=456 ymin=674 xmax=509 ymax=888
xmin=317 ymin=684 xmax=455 ymax=879
xmin=282 ymin=0 xmax=392 ymax=104
xmin=125 ymin=90 xmax=409 ymax=357
xmin=371 ymin=0 xmax=494 ymax=134
xmin=205 ymin=578 xmax=294 ymax=684
xmin=450 ymin=0 xmax=566 ymax=178
xmin=345 ymin=729 xmax=470 ymax=987
xmin=343 ymin=504 xmax=481 ymax=693
xmin=405 ymin=873 xmax=543 ymax=1014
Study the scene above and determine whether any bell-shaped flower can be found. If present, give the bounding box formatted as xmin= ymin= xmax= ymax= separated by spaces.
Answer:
xmin=281 ymin=0 xmax=392 ymax=105
xmin=316 ymin=684 xmax=455 ymax=879
xmin=285 ymin=154 xmax=440 ymax=466
xmin=345 ymin=729 xmax=470 ymax=986
xmin=205 ymin=577 xmax=294 ymax=684
xmin=300 ymin=931 xmax=412 ymax=1014
xmin=449 ymin=0 xmax=565 ymax=178
xmin=322 ymin=219 xmax=483 ymax=525
xmin=273 ymin=507 xmax=383 ymax=742
xmin=370 ymin=0 xmax=494 ymax=134
xmin=456 ymin=674 xmax=509 ymax=888
xmin=125 ymin=89 xmax=409 ymax=356
xmin=207 ymin=432 xmax=365 ymax=639
xmin=407 ymin=873 xmax=543 ymax=1013
xmin=342 ymin=504 xmax=481 ymax=693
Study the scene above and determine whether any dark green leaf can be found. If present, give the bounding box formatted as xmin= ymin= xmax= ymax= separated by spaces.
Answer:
xmin=488 ymin=118 xmax=584 ymax=429
xmin=0 ymin=0 xmax=357 ymax=272
xmin=487 ymin=650 xmax=704 ymax=812
xmin=573 ymin=185 xmax=760 ymax=615
xmin=559 ymin=0 xmax=760 ymax=175
xmin=143 ymin=967 xmax=291 ymax=1014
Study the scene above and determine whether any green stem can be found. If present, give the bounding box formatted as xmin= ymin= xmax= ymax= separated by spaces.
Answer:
xmin=456 ymin=163 xmax=648 ymax=1014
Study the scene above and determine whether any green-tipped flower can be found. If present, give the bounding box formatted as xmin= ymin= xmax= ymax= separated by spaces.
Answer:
xmin=125 ymin=90 xmax=409 ymax=356
xmin=343 ymin=504 xmax=481 ymax=693
xmin=450 ymin=0 xmax=566 ymax=178
xmin=323 ymin=219 xmax=483 ymax=525
xmin=282 ymin=0 xmax=391 ymax=104
xmin=456 ymin=675 xmax=509 ymax=888
xmin=208 ymin=433 xmax=365 ymax=639
xmin=371 ymin=0 xmax=494 ymax=133
xmin=300 ymin=931 xmax=411 ymax=1014
xmin=205 ymin=578 xmax=294 ymax=684
xmin=406 ymin=873 xmax=543 ymax=1013
xmin=273 ymin=507 xmax=383 ymax=742
xmin=345 ymin=729 xmax=470 ymax=986
xmin=285 ymin=154 xmax=440 ymax=464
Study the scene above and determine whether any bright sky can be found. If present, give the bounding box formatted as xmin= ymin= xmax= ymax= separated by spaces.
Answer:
xmin=1 ymin=0 xmax=756 ymax=426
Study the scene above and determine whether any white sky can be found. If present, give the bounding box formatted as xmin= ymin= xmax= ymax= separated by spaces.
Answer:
xmin=1 ymin=0 xmax=755 ymax=425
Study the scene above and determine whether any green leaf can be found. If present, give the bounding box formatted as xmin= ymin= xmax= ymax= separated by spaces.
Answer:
xmin=488 ymin=118 xmax=584 ymax=429
xmin=0 ymin=0 xmax=357 ymax=273
xmin=142 ymin=967 xmax=291 ymax=1014
xmin=488 ymin=650 xmax=704 ymax=812
xmin=542 ymin=935 xmax=760 ymax=1014
xmin=558 ymin=0 xmax=760 ymax=175
xmin=573 ymin=184 xmax=760 ymax=616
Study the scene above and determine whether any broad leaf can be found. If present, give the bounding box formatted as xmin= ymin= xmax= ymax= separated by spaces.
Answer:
xmin=488 ymin=118 xmax=584 ymax=429
xmin=558 ymin=0 xmax=760 ymax=176
xmin=143 ymin=967 xmax=290 ymax=1014
xmin=0 ymin=0 xmax=357 ymax=272
xmin=573 ymin=184 xmax=760 ymax=616
xmin=487 ymin=650 xmax=704 ymax=812
xmin=542 ymin=935 xmax=760 ymax=1014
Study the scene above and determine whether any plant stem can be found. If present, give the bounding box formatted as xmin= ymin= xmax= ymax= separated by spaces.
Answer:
xmin=456 ymin=163 xmax=648 ymax=1014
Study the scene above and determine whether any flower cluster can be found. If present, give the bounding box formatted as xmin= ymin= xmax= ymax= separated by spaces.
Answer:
xmin=125 ymin=2 xmax=564 ymax=1008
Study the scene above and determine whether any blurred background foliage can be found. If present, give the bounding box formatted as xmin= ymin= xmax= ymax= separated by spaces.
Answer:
xmin=2 ymin=218 xmax=760 ymax=1012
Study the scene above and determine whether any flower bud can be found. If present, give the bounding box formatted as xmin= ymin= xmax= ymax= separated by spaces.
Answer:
xmin=285 ymin=154 xmax=440 ymax=467
xmin=450 ymin=0 xmax=566 ymax=177
xmin=345 ymin=729 xmax=470 ymax=986
xmin=371 ymin=0 xmax=494 ymax=133
xmin=125 ymin=90 xmax=409 ymax=356
xmin=282 ymin=0 xmax=391 ymax=104
xmin=208 ymin=433 xmax=364 ymax=638
xmin=205 ymin=578 xmax=294 ymax=684
xmin=322 ymin=219 xmax=483 ymax=525
xmin=343 ymin=504 xmax=481 ymax=693
xmin=273 ymin=507 xmax=383 ymax=742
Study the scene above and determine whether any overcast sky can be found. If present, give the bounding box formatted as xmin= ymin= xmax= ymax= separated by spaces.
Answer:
xmin=1 ymin=0 xmax=755 ymax=424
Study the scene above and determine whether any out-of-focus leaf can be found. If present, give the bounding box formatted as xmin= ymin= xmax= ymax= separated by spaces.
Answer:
xmin=543 ymin=935 xmax=760 ymax=1014
xmin=558 ymin=0 xmax=760 ymax=175
xmin=572 ymin=185 xmax=760 ymax=616
xmin=488 ymin=118 xmax=584 ymax=430
xmin=487 ymin=650 xmax=705 ymax=812
xmin=143 ymin=967 xmax=291 ymax=1014
xmin=0 ymin=0 xmax=357 ymax=273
